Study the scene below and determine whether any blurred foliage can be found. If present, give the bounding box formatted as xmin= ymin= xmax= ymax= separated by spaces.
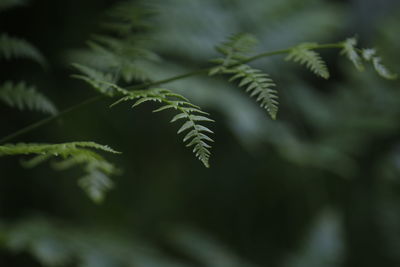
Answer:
xmin=1 ymin=0 xmax=400 ymax=267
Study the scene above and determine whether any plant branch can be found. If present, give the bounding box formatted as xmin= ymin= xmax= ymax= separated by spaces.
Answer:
xmin=0 ymin=42 xmax=343 ymax=144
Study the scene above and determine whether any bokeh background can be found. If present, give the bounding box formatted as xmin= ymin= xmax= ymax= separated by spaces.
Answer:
xmin=1 ymin=0 xmax=400 ymax=266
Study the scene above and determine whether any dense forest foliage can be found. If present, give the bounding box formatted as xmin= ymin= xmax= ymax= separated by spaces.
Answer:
xmin=1 ymin=0 xmax=400 ymax=266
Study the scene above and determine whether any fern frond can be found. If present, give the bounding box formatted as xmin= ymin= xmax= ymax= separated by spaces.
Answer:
xmin=0 ymin=142 xmax=120 ymax=203
xmin=0 ymin=34 xmax=46 ymax=66
xmin=211 ymin=34 xmax=278 ymax=119
xmin=210 ymin=33 xmax=258 ymax=75
xmin=362 ymin=48 xmax=397 ymax=80
xmin=0 ymin=81 xmax=57 ymax=115
xmin=71 ymin=63 xmax=116 ymax=96
xmin=72 ymin=35 xmax=160 ymax=84
xmin=216 ymin=33 xmax=258 ymax=57
xmin=340 ymin=37 xmax=363 ymax=71
xmin=286 ymin=43 xmax=330 ymax=79
xmin=89 ymin=35 xmax=159 ymax=83
xmin=110 ymin=87 xmax=214 ymax=168
xmin=227 ymin=65 xmax=278 ymax=120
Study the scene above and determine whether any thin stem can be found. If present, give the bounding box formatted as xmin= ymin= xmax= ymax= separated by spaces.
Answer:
xmin=0 ymin=42 xmax=344 ymax=144
xmin=0 ymin=95 xmax=104 ymax=144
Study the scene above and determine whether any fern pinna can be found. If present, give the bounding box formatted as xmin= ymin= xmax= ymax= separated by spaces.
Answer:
xmin=225 ymin=65 xmax=278 ymax=120
xmin=210 ymin=33 xmax=279 ymax=120
xmin=109 ymin=85 xmax=214 ymax=168
xmin=285 ymin=43 xmax=330 ymax=79
xmin=0 ymin=81 xmax=57 ymax=115
xmin=0 ymin=33 xmax=46 ymax=66
xmin=340 ymin=37 xmax=397 ymax=79
xmin=0 ymin=142 xmax=119 ymax=203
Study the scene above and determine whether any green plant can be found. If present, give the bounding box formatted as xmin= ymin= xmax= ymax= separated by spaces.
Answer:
xmin=0 ymin=1 xmax=120 ymax=203
xmin=0 ymin=1 xmax=396 ymax=204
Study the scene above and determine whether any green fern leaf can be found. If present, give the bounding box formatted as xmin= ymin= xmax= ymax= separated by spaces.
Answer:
xmin=70 ymin=4 xmax=158 ymax=84
xmin=110 ymin=86 xmax=214 ymax=168
xmin=0 ymin=34 xmax=46 ymax=66
xmin=361 ymin=48 xmax=375 ymax=61
xmin=228 ymin=65 xmax=279 ymax=120
xmin=89 ymin=35 xmax=158 ymax=83
xmin=216 ymin=33 xmax=258 ymax=57
xmin=78 ymin=168 xmax=115 ymax=203
xmin=211 ymin=33 xmax=279 ymax=119
xmin=210 ymin=33 xmax=258 ymax=75
xmin=372 ymin=57 xmax=397 ymax=80
xmin=286 ymin=43 xmax=330 ymax=79
xmin=341 ymin=37 xmax=364 ymax=71
xmin=0 ymin=142 xmax=120 ymax=203
xmin=0 ymin=81 xmax=57 ymax=115
xmin=71 ymin=63 xmax=116 ymax=96
xmin=361 ymin=49 xmax=397 ymax=80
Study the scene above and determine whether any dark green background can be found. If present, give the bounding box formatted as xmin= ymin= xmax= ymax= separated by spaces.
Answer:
xmin=1 ymin=0 xmax=400 ymax=266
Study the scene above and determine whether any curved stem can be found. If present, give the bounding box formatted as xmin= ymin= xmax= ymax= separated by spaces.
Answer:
xmin=0 ymin=42 xmax=343 ymax=144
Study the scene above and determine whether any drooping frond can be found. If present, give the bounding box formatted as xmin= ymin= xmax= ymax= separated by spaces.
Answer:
xmin=0 ymin=142 xmax=120 ymax=203
xmin=210 ymin=33 xmax=258 ymax=75
xmin=0 ymin=0 xmax=26 ymax=12
xmin=362 ymin=48 xmax=397 ymax=80
xmin=286 ymin=43 xmax=330 ymax=79
xmin=110 ymin=86 xmax=214 ymax=168
xmin=71 ymin=63 xmax=116 ymax=96
xmin=340 ymin=37 xmax=363 ymax=71
xmin=0 ymin=34 xmax=46 ymax=66
xmin=0 ymin=81 xmax=57 ymax=115
xmin=227 ymin=65 xmax=278 ymax=120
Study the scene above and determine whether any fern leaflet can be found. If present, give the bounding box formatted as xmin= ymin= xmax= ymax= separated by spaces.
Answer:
xmin=211 ymin=34 xmax=278 ymax=119
xmin=340 ymin=38 xmax=397 ymax=80
xmin=210 ymin=33 xmax=258 ymax=75
xmin=286 ymin=43 xmax=330 ymax=79
xmin=0 ymin=142 xmax=120 ymax=203
xmin=227 ymin=65 xmax=278 ymax=120
xmin=340 ymin=37 xmax=364 ymax=71
xmin=0 ymin=81 xmax=57 ymax=115
xmin=216 ymin=33 xmax=258 ymax=58
xmin=110 ymin=86 xmax=214 ymax=168
xmin=71 ymin=63 xmax=116 ymax=96
xmin=362 ymin=48 xmax=397 ymax=80
xmin=0 ymin=34 xmax=46 ymax=66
